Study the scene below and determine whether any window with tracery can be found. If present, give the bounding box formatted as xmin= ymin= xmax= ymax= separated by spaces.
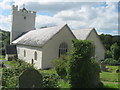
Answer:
xmin=59 ymin=42 xmax=68 ymax=57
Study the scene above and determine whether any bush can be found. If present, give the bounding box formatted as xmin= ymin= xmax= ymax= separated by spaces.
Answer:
xmin=68 ymin=40 xmax=102 ymax=88
xmin=103 ymin=58 xmax=118 ymax=66
xmin=52 ymin=55 xmax=68 ymax=79
xmin=105 ymin=50 xmax=112 ymax=59
xmin=110 ymin=43 xmax=120 ymax=60
xmin=41 ymin=73 xmax=60 ymax=88
xmin=2 ymin=60 xmax=34 ymax=89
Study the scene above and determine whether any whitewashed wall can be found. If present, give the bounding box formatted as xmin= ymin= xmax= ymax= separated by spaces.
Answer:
xmin=87 ymin=30 xmax=105 ymax=61
xmin=16 ymin=45 xmax=42 ymax=69
xmin=42 ymin=26 xmax=76 ymax=69
xmin=11 ymin=5 xmax=36 ymax=42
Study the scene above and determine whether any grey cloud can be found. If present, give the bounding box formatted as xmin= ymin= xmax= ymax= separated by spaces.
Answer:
xmin=20 ymin=2 xmax=101 ymax=13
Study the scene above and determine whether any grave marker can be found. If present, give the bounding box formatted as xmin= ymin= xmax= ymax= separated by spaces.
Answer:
xmin=19 ymin=68 xmax=42 ymax=88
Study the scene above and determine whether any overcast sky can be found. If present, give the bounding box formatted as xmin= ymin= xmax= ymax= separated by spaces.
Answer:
xmin=0 ymin=0 xmax=119 ymax=35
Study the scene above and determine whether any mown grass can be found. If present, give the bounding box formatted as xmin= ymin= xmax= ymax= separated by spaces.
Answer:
xmin=100 ymin=72 xmax=118 ymax=82
xmin=103 ymin=82 xmax=119 ymax=89
xmin=0 ymin=55 xmax=5 ymax=60
xmin=39 ymin=68 xmax=56 ymax=74
xmin=100 ymin=66 xmax=119 ymax=82
xmin=2 ymin=60 xmax=120 ymax=88
xmin=100 ymin=65 xmax=120 ymax=89
xmin=4 ymin=60 xmax=19 ymax=67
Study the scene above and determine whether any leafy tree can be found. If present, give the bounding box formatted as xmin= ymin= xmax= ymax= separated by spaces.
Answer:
xmin=105 ymin=50 xmax=112 ymax=59
xmin=99 ymin=34 xmax=113 ymax=50
xmin=0 ymin=30 xmax=10 ymax=55
xmin=2 ymin=60 xmax=34 ymax=89
xmin=110 ymin=43 xmax=120 ymax=60
xmin=68 ymin=40 xmax=102 ymax=88
xmin=52 ymin=55 xmax=68 ymax=79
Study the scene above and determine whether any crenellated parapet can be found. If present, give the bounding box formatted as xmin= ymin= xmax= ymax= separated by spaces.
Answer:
xmin=12 ymin=5 xmax=36 ymax=14
xmin=12 ymin=5 xmax=18 ymax=11
xmin=11 ymin=5 xmax=36 ymax=42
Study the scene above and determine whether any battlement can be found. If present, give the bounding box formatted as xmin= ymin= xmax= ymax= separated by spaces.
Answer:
xmin=12 ymin=5 xmax=18 ymax=11
xmin=12 ymin=5 xmax=36 ymax=14
xmin=11 ymin=5 xmax=36 ymax=42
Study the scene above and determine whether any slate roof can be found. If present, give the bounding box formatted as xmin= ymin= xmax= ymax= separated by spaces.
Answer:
xmin=12 ymin=24 xmax=95 ymax=47
xmin=71 ymin=28 xmax=94 ymax=40
xmin=12 ymin=24 xmax=68 ymax=47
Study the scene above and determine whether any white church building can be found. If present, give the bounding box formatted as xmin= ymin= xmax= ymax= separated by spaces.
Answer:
xmin=6 ymin=5 xmax=105 ymax=69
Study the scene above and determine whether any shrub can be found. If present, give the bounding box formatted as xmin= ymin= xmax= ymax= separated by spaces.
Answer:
xmin=110 ymin=43 xmax=120 ymax=60
xmin=68 ymin=40 xmax=102 ymax=88
xmin=103 ymin=58 xmax=118 ymax=66
xmin=52 ymin=55 xmax=68 ymax=79
xmin=2 ymin=60 xmax=34 ymax=89
xmin=105 ymin=50 xmax=112 ymax=59
xmin=42 ymin=73 xmax=60 ymax=88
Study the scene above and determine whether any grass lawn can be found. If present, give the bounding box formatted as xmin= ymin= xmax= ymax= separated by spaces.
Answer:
xmin=0 ymin=55 xmax=5 ymax=60
xmin=2 ymin=60 xmax=120 ymax=89
xmin=3 ymin=60 xmax=19 ymax=67
xmin=103 ymin=82 xmax=119 ymax=88
xmin=100 ymin=66 xmax=120 ymax=89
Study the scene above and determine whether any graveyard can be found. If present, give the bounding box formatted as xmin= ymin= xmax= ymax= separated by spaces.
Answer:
xmin=0 ymin=40 xmax=120 ymax=89
xmin=0 ymin=59 xmax=119 ymax=88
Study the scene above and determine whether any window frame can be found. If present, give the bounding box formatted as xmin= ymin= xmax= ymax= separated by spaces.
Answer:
xmin=34 ymin=51 xmax=37 ymax=60
xmin=24 ymin=50 xmax=26 ymax=57
xmin=59 ymin=42 xmax=68 ymax=57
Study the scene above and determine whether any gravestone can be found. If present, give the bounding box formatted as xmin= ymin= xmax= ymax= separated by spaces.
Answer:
xmin=100 ymin=61 xmax=106 ymax=71
xmin=19 ymin=68 xmax=42 ymax=88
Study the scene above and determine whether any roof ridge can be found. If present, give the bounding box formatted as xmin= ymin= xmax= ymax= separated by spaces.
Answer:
xmin=72 ymin=28 xmax=94 ymax=31
xmin=36 ymin=24 xmax=67 ymax=31
xmin=12 ymin=24 xmax=67 ymax=47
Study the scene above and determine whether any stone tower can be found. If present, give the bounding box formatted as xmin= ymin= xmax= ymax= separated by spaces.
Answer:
xmin=10 ymin=5 xmax=36 ymax=43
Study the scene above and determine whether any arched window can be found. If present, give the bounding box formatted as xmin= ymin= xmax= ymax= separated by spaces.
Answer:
xmin=34 ymin=51 xmax=37 ymax=60
xmin=24 ymin=50 xmax=26 ymax=57
xmin=59 ymin=42 xmax=68 ymax=57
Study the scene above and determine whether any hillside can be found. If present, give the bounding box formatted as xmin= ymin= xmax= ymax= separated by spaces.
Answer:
xmin=99 ymin=34 xmax=120 ymax=50
xmin=0 ymin=29 xmax=10 ymax=55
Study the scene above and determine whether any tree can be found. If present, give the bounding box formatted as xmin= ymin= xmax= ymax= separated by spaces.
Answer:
xmin=68 ymin=40 xmax=102 ymax=88
xmin=99 ymin=34 xmax=120 ymax=50
xmin=110 ymin=43 xmax=120 ymax=60
xmin=0 ymin=30 xmax=10 ymax=55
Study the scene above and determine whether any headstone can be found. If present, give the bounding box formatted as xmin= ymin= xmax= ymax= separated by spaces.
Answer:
xmin=116 ymin=69 xmax=119 ymax=73
xmin=19 ymin=68 xmax=42 ymax=88
xmin=100 ymin=61 xmax=106 ymax=71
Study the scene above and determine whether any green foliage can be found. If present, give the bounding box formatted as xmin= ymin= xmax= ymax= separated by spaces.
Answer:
xmin=42 ymin=73 xmax=60 ymax=88
xmin=57 ymin=79 xmax=70 ymax=88
xmin=110 ymin=43 xmax=120 ymax=60
xmin=103 ymin=58 xmax=118 ymax=66
xmin=100 ymin=65 xmax=119 ymax=86
xmin=71 ymin=40 xmax=94 ymax=60
xmin=103 ymin=83 xmax=119 ymax=89
xmin=99 ymin=34 xmax=120 ymax=50
xmin=2 ymin=60 xmax=34 ymax=89
xmin=68 ymin=40 xmax=102 ymax=88
xmin=105 ymin=50 xmax=112 ymax=59
xmin=52 ymin=55 xmax=68 ymax=79
xmin=0 ymin=30 xmax=10 ymax=55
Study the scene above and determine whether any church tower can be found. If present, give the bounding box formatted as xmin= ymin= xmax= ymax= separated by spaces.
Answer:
xmin=10 ymin=5 xmax=36 ymax=43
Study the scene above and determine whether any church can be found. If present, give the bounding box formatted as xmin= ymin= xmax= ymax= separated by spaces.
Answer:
xmin=6 ymin=5 xmax=105 ymax=69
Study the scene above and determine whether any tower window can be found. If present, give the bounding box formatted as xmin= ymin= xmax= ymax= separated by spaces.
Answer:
xmin=24 ymin=16 xmax=26 ymax=19
xmin=59 ymin=42 xmax=68 ymax=57
xmin=24 ymin=50 xmax=26 ymax=57
xmin=34 ymin=51 xmax=37 ymax=60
